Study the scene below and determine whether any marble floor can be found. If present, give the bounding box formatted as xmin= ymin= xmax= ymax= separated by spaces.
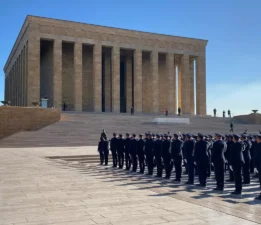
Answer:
xmin=0 ymin=146 xmax=261 ymax=225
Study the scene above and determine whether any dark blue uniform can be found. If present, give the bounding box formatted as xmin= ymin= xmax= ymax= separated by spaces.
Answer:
xmin=211 ymin=140 xmax=226 ymax=190
xmin=130 ymin=138 xmax=138 ymax=172
xmin=110 ymin=137 xmax=118 ymax=167
xmin=242 ymin=140 xmax=252 ymax=184
xmin=137 ymin=138 xmax=145 ymax=173
xmin=226 ymin=140 xmax=234 ymax=181
xmin=117 ymin=137 xmax=125 ymax=169
xmin=144 ymin=138 xmax=154 ymax=175
xmin=153 ymin=139 xmax=163 ymax=177
xmin=171 ymin=139 xmax=183 ymax=181
xmin=194 ymin=140 xmax=210 ymax=186
xmin=162 ymin=138 xmax=171 ymax=179
xmin=124 ymin=137 xmax=132 ymax=170
xmin=230 ymin=142 xmax=245 ymax=193
xmin=184 ymin=139 xmax=195 ymax=184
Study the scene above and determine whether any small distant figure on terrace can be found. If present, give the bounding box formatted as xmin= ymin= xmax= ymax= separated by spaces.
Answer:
xmin=131 ymin=107 xmax=134 ymax=115
xmin=101 ymin=129 xmax=107 ymax=140
xmin=165 ymin=110 xmax=168 ymax=116
xmin=230 ymin=122 xmax=234 ymax=132
xmin=213 ymin=108 xmax=217 ymax=117
xmin=223 ymin=111 xmax=226 ymax=118
xmin=178 ymin=107 xmax=181 ymax=116
xmin=243 ymin=129 xmax=248 ymax=134
xmin=228 ymin=109 xmax=231 ymax=117
xmin=63 ymin=102 xmax=67 ymax=111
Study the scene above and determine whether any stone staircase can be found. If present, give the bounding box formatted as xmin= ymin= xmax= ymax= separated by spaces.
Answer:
xmin=0 ymin=112 xmax=260 ymax=148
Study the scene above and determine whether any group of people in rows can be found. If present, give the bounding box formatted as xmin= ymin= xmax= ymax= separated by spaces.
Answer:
xmin=97 ymin=130 xmax=261 ymax=200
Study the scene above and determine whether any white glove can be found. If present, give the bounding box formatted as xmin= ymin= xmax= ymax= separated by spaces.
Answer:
xmin=254 ymin=168 xmax=258 ymax=173
xmin=211 ymin=163 xmax=214 ymax=166
xmin=184 ymin=159 xmax=187 ymax=163
xmin=194 ymin=162 xmax=197 ymax=165
xmin=229 ymin=165 xmax=233 ymax=171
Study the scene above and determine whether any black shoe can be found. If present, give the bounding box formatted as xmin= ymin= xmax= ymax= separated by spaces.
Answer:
xmin=196 ymin=184 xmax=206 ymax=187
xmin=174 ymin=178 xmax=181 ymax=182
xmin=243 ymin=181 xmax=250 ymax=184
xmin=185 ymin=181 xmax=194 ymax=185
xmin=231 ymin=191 xmax=241 ymax=195
xmin=164 ymin=176 xmax=170 ymax=179
xmin=254 ymin=195 xmax=261 ymax=200
xmin=213 ymin=187 xmax=223 ymax=191
xmin=155 ymin=175 xmax=162 ymax=178
xmin=139 ymin=171 xmax=144 ymax=174
xmin=146 ymin=173 xmax=152 ymax=175
xmin=226 ymin=179 xmax=234 ymax=182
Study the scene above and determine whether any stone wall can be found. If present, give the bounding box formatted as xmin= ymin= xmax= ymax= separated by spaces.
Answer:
xmin=0 ymin=107 xmax=61 ymax=139
xmin=233 ymin=113 xmax=261 ymax=125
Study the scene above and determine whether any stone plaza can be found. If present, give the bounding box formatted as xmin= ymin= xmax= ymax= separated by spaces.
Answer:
xmin=4 ymin=15 xmax=207 ymax=115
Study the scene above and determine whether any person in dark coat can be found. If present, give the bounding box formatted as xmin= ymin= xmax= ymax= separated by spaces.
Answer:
xmin=211 ymin=133 xmax=226 ymax=191
xmin=98 ymin=137 xmax=105 ymax=165
xmin=103 ymin=137 xmax=109 ymax=165
xmin=171 ymin=133 xmax=183 ymax=181
xmin=182 ymin=133 xmax=188 ymax=174
xmin=225 ymin=134 xmax=234 ymax=181
xmin=130 ymin=134 xmax=138 ymax=172
xmin=153 ymin=134 xmax=163 ymax=177
xmin=178 ymin=107 xmax=181 ymax=116
xmin=137 ymin=134 xmax=145 ymax=173
xmin=117 ymin=134 xmax=125 ymax=169
xmin=241 ymin=134 xmax=252 ymax=184
xmin=230 ymin=134 xmax=245 ymax=195
xmin=194 ymin=133 xmax=210 ymax=187
xmin=254 ymin=134 xmax=261 ymax=200
xmin=162 ymin=134 xmax=172 ymax=179
xmin=206 ymin=134 xmax=213 ymax=177
xmin=124 ymin=133 xmax=132 ymax=170
xmin=183 ymin=134 xmax=195 ymax=184
xmin=144 ymin=133 xmax=154 ymax=175
xmin=110 ymin=133 xmax=118 ymax=167
xmin=249 ymin=135 xmax=256 ymax=173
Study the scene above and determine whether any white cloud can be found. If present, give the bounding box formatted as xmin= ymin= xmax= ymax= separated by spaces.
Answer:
xmin=206 ymin=82 xmax=261 ymax=116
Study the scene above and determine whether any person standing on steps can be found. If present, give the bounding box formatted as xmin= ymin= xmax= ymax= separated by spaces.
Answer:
xmin=98 ymin=137 xmax=105 ymax=165
xmin=178 ymin=107 xmax=181 ymax=116
xmin=223 ymin=111 xmax=226 ymax=118
xmin=228 ymin=109 xmax=231 ymax=117
xmin=230 ymin=122 xmax=234 ymax=133
xmin=230 ymin=134 xmax=245 ymax=195
xmin=110 ymin=133 xmax=118 ymax=167
xmin=213 ymin=108 xmax=217 ymax=117
xmin=103 ymin=137 xmax=109 ymax=166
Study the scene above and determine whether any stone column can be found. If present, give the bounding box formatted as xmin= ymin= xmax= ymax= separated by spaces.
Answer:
xmin=14 ymin=60 xmax=17 ymax=106
xmin=18 ymin=54 xmax=22 ymax=106
xmin=21 ymin=49 xmax=24 ymax=106
xmin=189 ymin=57 xmax=195 ymax=114
xmin=126 ymin=54 xmax=132 ymax=112
xmin=179 ymin=54 xmax=190 ymax=114
xmin=27 ymin=36 xmax=40 ymax=106
xmin=53 ymin=39 xmax=62 ymax=109
xmin=93 ymin=43 xmax=102 ymax=112
xmin=134 ymin=49 xmax=142 ymax=113
xmin=111 ymin=46 xmax=120 ymax=112
xmin=151 ymin=51 xmax=159 ymax=113
xmin=73 ymin=43 xmax=83 ymax=111
xmin=167 ymin=53 xmax=175 ymax=114
xmin=24 ymin=42 xmax=28 ymax=106
xmin=104 ymin=50 xmax=112 ymax=112
xmin=196 ymin=55 xmax=207 ymax=116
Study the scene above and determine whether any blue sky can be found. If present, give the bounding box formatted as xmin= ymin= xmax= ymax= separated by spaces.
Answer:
xmin=0 ymin=0 xmax=260 ymax=116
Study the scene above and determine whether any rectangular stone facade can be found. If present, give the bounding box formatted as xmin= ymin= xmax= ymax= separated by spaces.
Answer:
xmin=3 ymin=15 xmax=208 ymax=115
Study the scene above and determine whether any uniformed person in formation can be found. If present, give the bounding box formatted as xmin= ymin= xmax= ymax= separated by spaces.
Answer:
xmin=230 ymin=134 xmax=245 ymax=195
xmin=194 ymin=133 xmax=210 ymax=187
xmin=98 ymin=137 xmax=105 ymax=165
xmin=130 ymin=134 xmax=138 ymax=172
xmin=254 ymin=134 xmax=261 ymax=200
xmin=225 ymin=134 xmax=234 ymax=181
xmin=110 ymin=133 xmax=118 ymax=167
xmin=144 ymin=133 xmax=154 ymax=175
xmin=183 ymin=134 xmax=195 ymax=184
xmin=241 ymin=134 xmax=252 ymax=184
xmin=117 ymin=134 xmax=125 ymax=169
xmin=211 ymin=133 xmax=226 ymax=191
xmin=162 ymin=134 xmax=172 ymax=179
xmin=171 ymin=133 xmax=183 ymax=182
xmin=137 ymin=134 xmax=145 ymax=173
xmin=154 ymin=134 xmax=163 ymax=177
xmin=124 ymin=133 xmax=131 ymax=170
